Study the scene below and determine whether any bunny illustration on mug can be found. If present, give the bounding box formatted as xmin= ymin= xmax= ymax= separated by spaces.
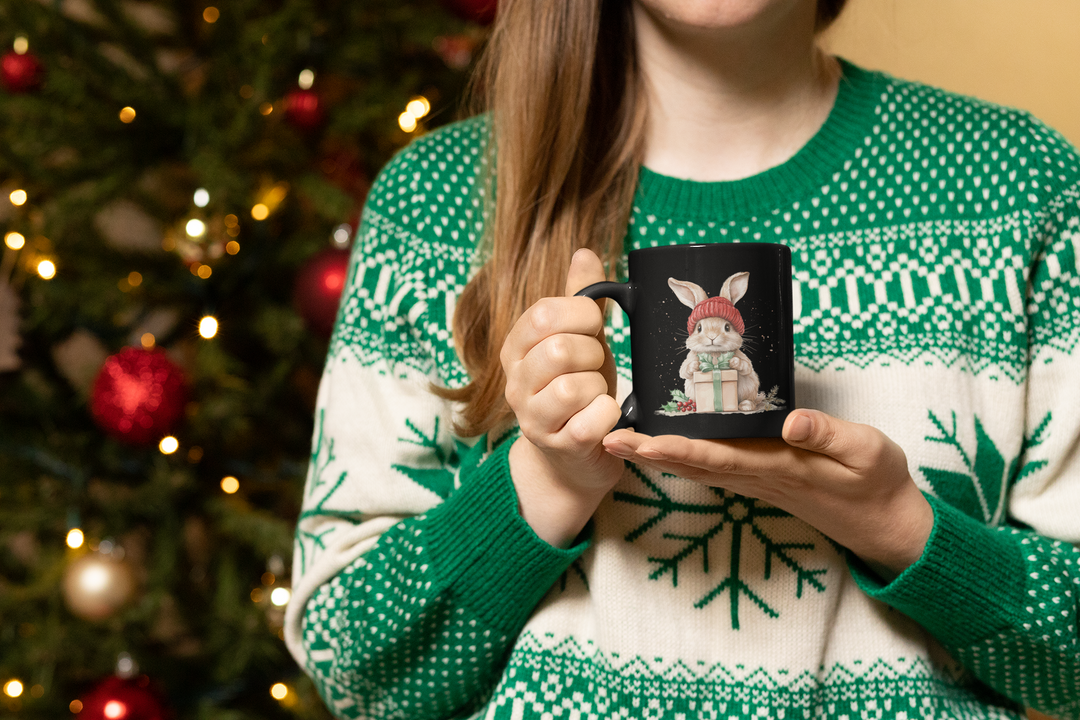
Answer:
xmin=668 ymin=272 xmax=763 ymax=413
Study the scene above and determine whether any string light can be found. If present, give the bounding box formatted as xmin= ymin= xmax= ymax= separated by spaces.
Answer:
xmin=13 ymin=37 xmax=29 ymax=55
xmin=119 ymin=107 xmax=136 ymax=124
xmin=398 ymin=112 xmax=417 ymax=133
xmin=220 ymin=476 xmax=239 ymax=494
xmin=298 ymin=69 xmax=315 ymax=90
xmin=251 ymin=204 xmax=269 ymax=221
xmin=197 ymin=265 xmax=212 ymax=279
xmin=70 ymin=700 xmax=84 ymax=713
xmin=225 ymin=241 xmax=240 ymax=255
xmin=270 ymin=587 xmax=291 ymax=607
xmin=185 ymin=219 xmax=206 ymax=237
xmin=198 ymin=316 xmax=218 ymax=338
xmin=4 ymin=231 xmax=25 ymax=249
xmin=67 ymin=528 xmax=85 ymax=549
xmin=103 ymin=700 xmax=127 ymax=719
xmin=406 ymin=96 xmax=431 ymax=119
xmin=159 ymin=436 xmax=179 ymax=454
xmin=10 ymin=189 xmax=27 ymax=206
xmin=270 ymin=684 xmax=288 ymax=701
xmin=140 ymin=333 xmax=155 ymax=349
xmin=193 ymin=188 xmax=210 ymax=207
xmin=203 ymin=6 xmax=220 ymax=23
xmin=259 ymin=102 xmax=273 ymax=116
xmin=37 ymin=259 xmax=56 ymax=279
xmin=4 ymin=680 xmax=23 ymax=698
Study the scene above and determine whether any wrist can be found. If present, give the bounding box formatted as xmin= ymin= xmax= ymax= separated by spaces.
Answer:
xmin=509 ymin=437 xmax=611 ymax=549
xmin=852 ymin=483 xmax=935 ymax=583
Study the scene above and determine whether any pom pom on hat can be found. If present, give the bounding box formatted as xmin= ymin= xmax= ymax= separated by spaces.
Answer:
xmin=688 ymin=296 xmax=744 ymax=336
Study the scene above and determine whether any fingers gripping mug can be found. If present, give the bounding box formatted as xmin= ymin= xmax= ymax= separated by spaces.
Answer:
xmin=577 ymin=243 xmax=795 ymax=439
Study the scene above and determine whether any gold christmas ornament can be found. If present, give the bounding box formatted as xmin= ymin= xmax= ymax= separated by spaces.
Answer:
xmin=62 ymin=550 xmax=136 ymax=621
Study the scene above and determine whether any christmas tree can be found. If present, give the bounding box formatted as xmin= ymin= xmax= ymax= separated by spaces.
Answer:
xmin=0 ymin=1 xmax=490 ymax=717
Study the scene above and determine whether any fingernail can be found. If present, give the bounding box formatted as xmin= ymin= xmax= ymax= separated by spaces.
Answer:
xmin=604 ymin=440 xmax=633 ymax=458
xmin=787 ymin=414 xmax=812 ymax=442
xmin=637 ymin=447 xmax=667 ymax=460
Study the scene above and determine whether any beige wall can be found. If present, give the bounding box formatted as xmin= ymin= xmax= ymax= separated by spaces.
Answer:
xmin=822 ymin=0 xmax=1080 ymax=148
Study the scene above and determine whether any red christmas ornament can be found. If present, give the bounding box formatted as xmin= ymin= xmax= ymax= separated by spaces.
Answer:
xmin=284 ymin=87 xmax=324 ymax=130
xmin=294 ymin=248 xmax=351 ymax=337
xmin=90 ymin=347 xmax=188 ymax=446
xmin=80 ymin=676 xmax=167 ymax=720
xmin=441 ymin=0 xmax=497 ymax=25
xmin=1 ymin=51 xmax=44 ymax=93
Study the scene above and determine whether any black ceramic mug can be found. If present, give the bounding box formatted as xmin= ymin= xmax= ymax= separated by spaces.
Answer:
xmin=577 ymin=243 xmax=794 ymax=439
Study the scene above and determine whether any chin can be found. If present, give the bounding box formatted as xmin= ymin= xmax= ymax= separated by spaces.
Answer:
xmin=634 ymin=0 xmax=801 ymax=30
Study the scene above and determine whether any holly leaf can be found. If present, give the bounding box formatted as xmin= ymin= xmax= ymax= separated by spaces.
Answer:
xmin=973 ymin=417 xmax=1006 ymax=523
xmin=920 ymin=467 xmax=985 ymax=522
xmin=392 ymin=464 xmax=455 ymax=500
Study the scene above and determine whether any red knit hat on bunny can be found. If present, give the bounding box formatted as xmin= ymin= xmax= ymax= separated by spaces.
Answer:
xmin=687 ymin=296 xmax=744 ymax=336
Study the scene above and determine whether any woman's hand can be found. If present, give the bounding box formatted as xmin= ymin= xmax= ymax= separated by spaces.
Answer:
xmin=602 ymin=410 xmax=935 ymax=581
xmin=503 ymin=249 xmax=625 ymax=548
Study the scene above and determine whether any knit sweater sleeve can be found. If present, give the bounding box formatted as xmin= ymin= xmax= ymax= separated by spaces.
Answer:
xmin=283 ymin=122 xmax=587 ymax=720
xmin=848 ymin=117 xmax=1080 ymax=720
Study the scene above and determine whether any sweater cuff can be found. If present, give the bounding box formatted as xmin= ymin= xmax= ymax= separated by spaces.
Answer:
xmin=423 ymin=437 xmax=588 ymax=634
xmin=847 ymin=493 xmax=1025 ymax=649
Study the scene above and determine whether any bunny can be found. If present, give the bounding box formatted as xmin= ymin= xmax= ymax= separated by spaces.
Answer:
xmin=668 ymin=273 xmax=762 ymax=412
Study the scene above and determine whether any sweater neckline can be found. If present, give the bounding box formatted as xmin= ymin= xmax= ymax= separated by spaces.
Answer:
xmin=635 ymin=57 xmax=884 ymax=221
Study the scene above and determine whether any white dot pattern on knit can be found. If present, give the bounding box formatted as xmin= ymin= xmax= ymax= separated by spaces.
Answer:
xmin=302 ymin=520 xmax=509 ymax=719
xmin=956 ymin=529 xmax=1080 ymax=717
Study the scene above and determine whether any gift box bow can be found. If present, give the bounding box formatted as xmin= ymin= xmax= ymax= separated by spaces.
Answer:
xmin=697 ymin=352 xmax=735 ymax=372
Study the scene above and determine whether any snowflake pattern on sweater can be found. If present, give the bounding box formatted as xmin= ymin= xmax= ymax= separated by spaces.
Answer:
xmin=286 ymin=59 xmax=1080 ymax=720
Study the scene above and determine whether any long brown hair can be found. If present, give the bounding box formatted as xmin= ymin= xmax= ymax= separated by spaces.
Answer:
xmin=440 ymin=0 xmax=848 ymax=438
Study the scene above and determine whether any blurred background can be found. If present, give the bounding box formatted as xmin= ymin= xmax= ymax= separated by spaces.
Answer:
xmin=0 ymin=1 xmax=1074 ymax=719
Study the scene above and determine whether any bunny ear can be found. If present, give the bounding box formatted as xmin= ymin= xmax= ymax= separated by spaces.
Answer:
xmin=720 ymin=272 xmax=750 ymax=304
xmin=668 ymin=278 xmax=708 ymax=308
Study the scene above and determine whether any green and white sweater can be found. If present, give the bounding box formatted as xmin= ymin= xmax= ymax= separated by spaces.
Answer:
xmin=286 ymin=58 xmax=1080 ymax=720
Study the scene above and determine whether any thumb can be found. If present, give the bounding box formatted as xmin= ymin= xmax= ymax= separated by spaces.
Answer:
xmin=564 ymin=248 xmax=607 ymax=297
xmin=783 ymin=409 xmax=853 ymax=457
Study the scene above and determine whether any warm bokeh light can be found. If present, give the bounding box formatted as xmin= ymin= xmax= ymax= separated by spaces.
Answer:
xmin=202 ymin=6 xmax=220 ymax=23
xmin=159 ymin=436 xmax=179 ymax=454
xmin=270 ymin=587 xmax=291 ymax=607
xmin=13 ymin=37 xmax=29 ymax=55
xmin=224 ymin=213 xmax=239 ymax=227
xmin=4 ymin=680 xmax=24 ymax=698
xmin=270 ymin=684 xmax=288 ymax=701
xmin=262 ymin=572 xmax=276 ymax=586
xmin=119 ymin=107 xmax=136 ymax=124
xmin=298 ymin=69 xmax=315 ymax=90
xmin=37 ymin=259 xmax=56 ymax=279
xmin=259 ymin=102 xmax=273 ymax=116
xmin=250 ymin=587 xmax=263 ymax=603
xmin=225 ymin=240 xmax=240 ymax=255
xmin=251 ymin=203 xmax=269 ymax=221
xmin=4 ymin=231 xmax=25 ymax=250
xmin=128 ymin=271 xmax=142 ymax=287
xmin=103 ymin=700 xmax=127 ymax=719
xmin=239 ymin=85 xmax=253 ymax=99
xmin=199 ymin=316 xmax=218 ymax=338
xmin=221 ymin=476 xmax=239 ymax=494
xmin=141 ymin=333 xmax=155 ymax=349
xmin=406 ymin=96 xmax=431 ymax=119
xmin=193 ymin=188 xmax=210 ymax=207
xmin=398 ymin=111 xmax=417 ymax=133
xmin=70 ymin=699 xmax=84 ymax=713
xmin=10 ymin=189 xmax=27 ymax=206
xmin=185 ymin=219 xmax=206 ymax=237
xmin=66 ymin=528 xmax=85 ymax=549
xmin=197 ymin=264 xmax=212 ymax=279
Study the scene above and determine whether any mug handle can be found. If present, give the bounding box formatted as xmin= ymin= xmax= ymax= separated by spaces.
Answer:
xmin=575 ymin=281 xmax=639 ymax=431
